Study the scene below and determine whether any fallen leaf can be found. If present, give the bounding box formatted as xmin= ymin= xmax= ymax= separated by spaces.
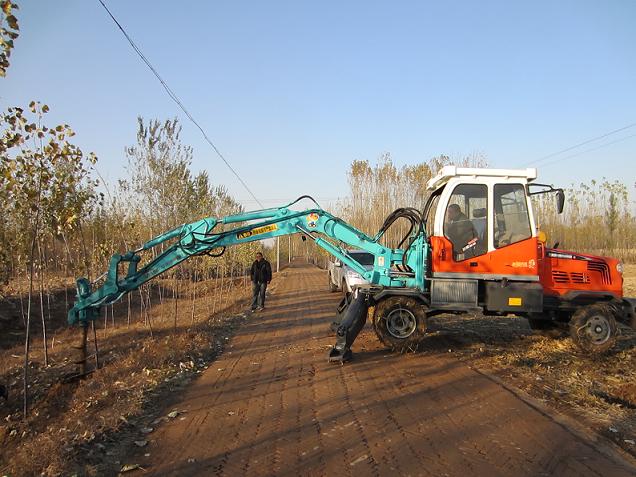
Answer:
xmin=120 ymin=463 xmax=142 ymax=472
xmin=350 ymin=454 xmax=368 ymax=466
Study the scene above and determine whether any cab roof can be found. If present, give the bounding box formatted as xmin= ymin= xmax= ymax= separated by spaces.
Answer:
xmin=426 ymin=166 xmax=538 ymax=191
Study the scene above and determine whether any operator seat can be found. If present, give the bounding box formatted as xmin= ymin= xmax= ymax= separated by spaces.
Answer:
xmin=472 ymin=208 xmax=487 ymax=240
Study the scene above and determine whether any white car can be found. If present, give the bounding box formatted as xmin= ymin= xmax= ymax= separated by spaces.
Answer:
xmin=328 ymin=250 xmax=374 ymax=294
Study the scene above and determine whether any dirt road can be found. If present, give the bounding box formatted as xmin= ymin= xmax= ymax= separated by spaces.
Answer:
xmin=126 ymin=262 xmax=636 ymax=476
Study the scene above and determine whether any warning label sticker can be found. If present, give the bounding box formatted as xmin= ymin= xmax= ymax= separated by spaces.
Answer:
xmin=237 ymin=224 xmax=278 ymax=240
xmin=306 ymin=212 xmax=320 ymax=228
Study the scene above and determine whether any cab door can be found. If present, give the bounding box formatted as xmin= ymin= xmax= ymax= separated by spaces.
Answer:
xmin=430 ymin=181 xmax=539 ymax=280
xmin=430 ymin=182 xmax=490 ymax=276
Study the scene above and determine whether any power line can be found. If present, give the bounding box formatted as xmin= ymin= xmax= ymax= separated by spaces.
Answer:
xmin=96 ymin=0 xmax=263 ymax=208
xmin=540 ymin=132 xmax=636 ymax=169
xmin=524 ymin=122 xmax=636 ymax=167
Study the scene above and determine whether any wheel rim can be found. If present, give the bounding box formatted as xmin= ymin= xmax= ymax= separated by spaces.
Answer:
xmin=385 ymin=307 xmax=417 ymax=339
xmin=583 ymin=315 xmax=612 ymax=345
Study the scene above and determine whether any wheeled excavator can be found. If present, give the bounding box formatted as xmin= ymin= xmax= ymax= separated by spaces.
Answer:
xmin=69 ymin=167 xmax=636 ymax=366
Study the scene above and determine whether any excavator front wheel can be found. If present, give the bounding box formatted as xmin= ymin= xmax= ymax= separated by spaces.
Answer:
xmin=569 ymin=304 xmax=618 ymax=355
xmin=373 ymin=296 xmax=427 ymax=352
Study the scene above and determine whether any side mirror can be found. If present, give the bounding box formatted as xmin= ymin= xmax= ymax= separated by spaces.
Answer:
xmin=556 ymin=189 xmax=565 ymax=214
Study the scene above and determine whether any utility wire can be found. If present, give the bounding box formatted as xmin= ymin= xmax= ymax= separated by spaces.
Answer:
xmin=524 ymin=122 xmax=636 ymax=166
xmin=540 ymin=132 xmax=636 ymax=169
xmin=96 ymin=0 xmax=263 ymax=208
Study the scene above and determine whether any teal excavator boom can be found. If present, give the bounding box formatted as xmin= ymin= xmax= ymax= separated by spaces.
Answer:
xmin=69 ymin=197 xmax=428 ymax=362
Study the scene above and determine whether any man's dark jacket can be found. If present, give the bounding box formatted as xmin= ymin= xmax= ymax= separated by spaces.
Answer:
xmin=250 ymin=259 xmax=272 ymax=284
xmin=446 ymin=212 xmax=476 ymax=251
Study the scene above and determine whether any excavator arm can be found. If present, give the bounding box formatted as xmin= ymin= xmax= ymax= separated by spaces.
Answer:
xmin=69 ymin=197 xmax=428 ymax=362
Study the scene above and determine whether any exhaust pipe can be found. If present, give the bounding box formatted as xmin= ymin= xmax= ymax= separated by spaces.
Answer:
xmin=328 ymin=292 xmax=369 ymax=363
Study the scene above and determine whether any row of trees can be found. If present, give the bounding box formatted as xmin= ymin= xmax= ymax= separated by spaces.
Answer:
xmin=1 ymin=110 xmax=265 ymax=291
xmin=533 ymin=178 xmax=636 ymax=261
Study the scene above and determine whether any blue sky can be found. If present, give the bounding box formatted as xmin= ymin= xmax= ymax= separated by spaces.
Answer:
xmin=2 ymin=1 xmax=635 ymax=210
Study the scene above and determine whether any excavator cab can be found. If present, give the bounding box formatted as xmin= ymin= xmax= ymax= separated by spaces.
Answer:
xmin=426 ymin=167 xmax=541 ymax=280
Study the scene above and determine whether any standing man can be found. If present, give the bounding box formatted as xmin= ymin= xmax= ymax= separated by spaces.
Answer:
xmin=250 ymin=252 xmax=272 ymax=311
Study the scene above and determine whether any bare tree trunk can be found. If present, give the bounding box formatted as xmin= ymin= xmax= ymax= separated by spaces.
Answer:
xmin=92 ymin=320 xmax=100 ymax=369
xmin=61 ymin=232 xmax=71 ymax=313
xmin=144 ymin=287 xmax=154 ymax=338
xmin=38 ymin=242 xmax=49 ymax=367
xmin=23 ymin=249 xmax=35 ymax=418
xmin=214 ymin=264 xmax=223 ymax=315
xmin=205 ymin=268 xmax=212 ymax=316
xmin=173 ymin=275 xmax=178 ymax=332
xmin=223 ymin=265 xmax=232 ymax=308
xmin=18 ymin=282 xmax=25 ymax=328
xmin=23 ymin=162 xmax=44 ymax=419
xmin=127 ymin=293 xmax=131 ymax=328
xmin=46 ymin=287 xmax=52 ymax=328
xmin=190 ymin=268 xmax=197 ymax=325
xmin=139 ymin=288 xmax=144 ymax=325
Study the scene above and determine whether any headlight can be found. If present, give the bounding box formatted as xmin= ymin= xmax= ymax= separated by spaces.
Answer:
xmin=616 ymin=262 xmax=624 ymax=274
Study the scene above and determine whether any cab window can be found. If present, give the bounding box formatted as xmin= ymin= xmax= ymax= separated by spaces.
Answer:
xmin=444 ymin=184 xmax=488 ymax=261
xmin=425 ymin=193 xmax=440 ymax=236
xmin=494 ymin=184 xmax=531 ymax=248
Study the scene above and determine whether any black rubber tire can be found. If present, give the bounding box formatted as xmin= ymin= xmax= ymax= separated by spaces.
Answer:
xmin=569 ymin=304 xmax=618 ymax=355
xmin=328 ymin=273 xmax=338 ymax=292
xmin=373 ymin=296 xmax=427 ymax=352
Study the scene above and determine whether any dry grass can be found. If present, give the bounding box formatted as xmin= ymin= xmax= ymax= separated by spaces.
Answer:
xmin=0 ymin=275 xmax=253 ymax=476
xmin=623 ymin=264 xmax=636 ymax=296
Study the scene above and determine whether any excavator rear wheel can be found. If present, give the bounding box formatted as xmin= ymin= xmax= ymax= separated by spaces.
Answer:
xmin=569 ymin=304 xmax=618 ymax=355
xmin=373 ymin=296 xmax=427 ymax=352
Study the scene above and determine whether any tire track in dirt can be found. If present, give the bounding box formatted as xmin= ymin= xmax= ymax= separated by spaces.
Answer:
xmin=124 ymin=261 xmax=636 ymax=476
